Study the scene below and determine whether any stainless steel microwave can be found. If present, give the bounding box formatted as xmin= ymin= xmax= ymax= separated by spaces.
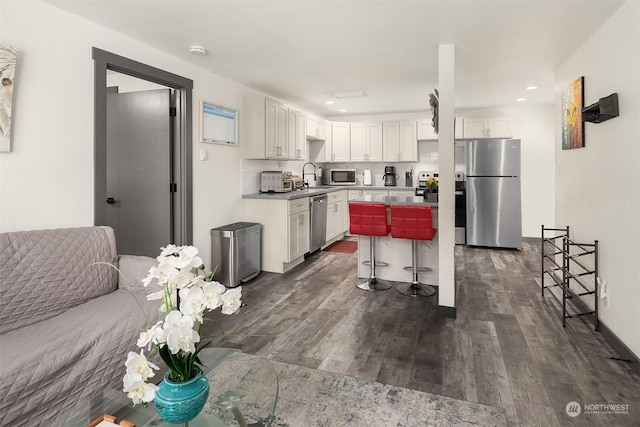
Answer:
xmin=323 ymin=169 xmax=357 ymax=186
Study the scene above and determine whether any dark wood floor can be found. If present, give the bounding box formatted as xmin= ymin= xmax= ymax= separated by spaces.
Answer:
xmin=204 ymin=240 xmax=640 ymax=426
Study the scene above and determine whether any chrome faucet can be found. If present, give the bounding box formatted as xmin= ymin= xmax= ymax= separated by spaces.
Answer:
xmin=302 ymin=162 xmax=317 ymax=187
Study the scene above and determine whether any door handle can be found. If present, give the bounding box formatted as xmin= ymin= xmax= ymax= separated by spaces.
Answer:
xmin=106 ymin=197 xmax=118 ymax=205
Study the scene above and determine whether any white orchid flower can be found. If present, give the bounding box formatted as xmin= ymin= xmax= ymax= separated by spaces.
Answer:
xmin=123 ymin=377 xmax=159 ymax=405
xmin=159 ymin=244 xmax=179 ymax=257
xmin=179 ymin=287 xmax=206 ymax=323
xmin=136 ymin=321 xmax=165 ymax=349
xmin=202 ymin=281 xmax=226 ymax=310
xmin=171 ymin=269 xmax=198 ymax=290
xmin=166 ymin=325 xmax=200 ymax=354
xmin=220 ymin=287 xmax=242 ymax=315
xmin=163 ymin=246 xmax=203 ymax=270
xmin=124 ymin=350 xmax=159 ymax=380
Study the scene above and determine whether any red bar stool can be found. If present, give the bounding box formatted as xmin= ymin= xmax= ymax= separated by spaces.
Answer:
xmin=349 ymin=202 xmax=392 ymax=291
xmin=390 ymin=205 xmax=437 ymax=297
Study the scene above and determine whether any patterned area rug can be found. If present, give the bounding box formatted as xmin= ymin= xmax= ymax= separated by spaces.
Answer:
xmin=202 ymin=352 xmax=508 ymax=427
xmin=323 ymin=240 xmax=358 ymax=254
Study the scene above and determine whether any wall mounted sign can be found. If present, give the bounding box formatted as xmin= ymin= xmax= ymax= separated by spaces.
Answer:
xmin=561 ymin=76 xmax=584 ymax=150
xmin=200 ymin=100 xmax=238 ymax=146
xmin=0 ymin=44 xmax=17 ymax=153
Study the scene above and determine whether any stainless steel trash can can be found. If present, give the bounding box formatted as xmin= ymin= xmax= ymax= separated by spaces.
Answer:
xmin=210 ymin=222 xmax=261 ymax=288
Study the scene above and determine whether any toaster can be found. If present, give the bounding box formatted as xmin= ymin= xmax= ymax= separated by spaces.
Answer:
xmin=261 ymin=171 xmax=293 ymax=193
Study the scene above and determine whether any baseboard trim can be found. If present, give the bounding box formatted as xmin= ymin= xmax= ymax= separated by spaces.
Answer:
xmin=599 ymin=321 xmax=640 ymax=376
xmin=550 ymin=273 xmax=639 ymax=376
xmin=438 ymin=305 xmax=457 ymax=319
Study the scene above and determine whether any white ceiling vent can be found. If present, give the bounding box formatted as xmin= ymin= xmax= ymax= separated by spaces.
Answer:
xmin=331 ymin=90 xmax=371 ymax=99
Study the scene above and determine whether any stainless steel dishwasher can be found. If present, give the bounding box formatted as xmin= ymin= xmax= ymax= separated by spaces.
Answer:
xmin=309 ymin=194 xmax=327 ymax=253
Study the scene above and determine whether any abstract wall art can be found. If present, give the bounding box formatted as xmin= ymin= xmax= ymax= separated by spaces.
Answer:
xmin=0 ymin=44 xmax=18 ymax=153
xmin=561 ymin=76 xmax=584 ymax=150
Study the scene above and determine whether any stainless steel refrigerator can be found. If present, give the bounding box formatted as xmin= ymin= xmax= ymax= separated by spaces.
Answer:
xmin=466 ymin=139 xmax=522 ymax=249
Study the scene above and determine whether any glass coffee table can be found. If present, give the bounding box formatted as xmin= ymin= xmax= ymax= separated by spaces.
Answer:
xmin=53 ymin=348 xmax=279 ymax=427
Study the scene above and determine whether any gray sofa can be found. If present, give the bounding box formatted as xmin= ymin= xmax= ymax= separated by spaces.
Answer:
xmin=0 ymin=226 xmax=163 ymax=426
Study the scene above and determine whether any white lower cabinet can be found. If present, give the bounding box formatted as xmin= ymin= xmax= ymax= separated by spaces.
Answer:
xmin=288 ymin=210 xmax=310 ymax=262
xmin=244 ymin=197 xmax=310 ymax=273
xmin=326 ymin=191 xmax=347 ymax=242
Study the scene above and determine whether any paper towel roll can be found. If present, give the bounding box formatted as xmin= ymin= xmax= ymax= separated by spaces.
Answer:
xmin=363 ymin=169 xmax=372 ymax=186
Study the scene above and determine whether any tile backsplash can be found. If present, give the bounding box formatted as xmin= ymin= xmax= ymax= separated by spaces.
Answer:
xmin=242 ymin=140 xmax=441 ymax=193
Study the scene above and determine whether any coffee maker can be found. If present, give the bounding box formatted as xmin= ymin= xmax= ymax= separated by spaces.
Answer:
xmin=383 ymin=166 xmax=397 ymax=186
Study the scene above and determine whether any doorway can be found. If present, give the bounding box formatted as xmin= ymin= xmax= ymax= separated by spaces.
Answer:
xmin=93 ymin=48 xmax=193 ymax=255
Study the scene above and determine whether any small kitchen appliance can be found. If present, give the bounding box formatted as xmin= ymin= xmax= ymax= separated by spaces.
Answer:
xmin=323 ymin=168 xmax=357 ymax=186
xmin=383 ymin=166 xmax=397 ymax=186
xmin=260 ymin=171 xmax=293 ymax=193
xmin=363 ymin=169 xmax=372 ymax=186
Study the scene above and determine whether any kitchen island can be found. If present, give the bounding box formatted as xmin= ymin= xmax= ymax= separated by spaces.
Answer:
xmin=349 ymin=195 xmax=439 ymax=286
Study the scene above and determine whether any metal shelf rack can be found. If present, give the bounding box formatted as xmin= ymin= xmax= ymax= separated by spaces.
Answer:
xmin=541 ymin=225 xmax=599 ymax=331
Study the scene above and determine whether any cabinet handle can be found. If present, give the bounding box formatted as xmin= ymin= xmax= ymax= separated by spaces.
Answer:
xmin=487 ymin=128 xmax=491 ymax=137
xmin=334 ymin=204 xmax=338 ymax=213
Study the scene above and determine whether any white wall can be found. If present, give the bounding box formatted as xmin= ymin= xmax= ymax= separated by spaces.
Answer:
xmin=335 ymin=105 xmax=555 ymax=237
xmin=555 ymin=0 xmax=639 ymax=358
xmin=0 ymin=1 xmax=263 ymax=268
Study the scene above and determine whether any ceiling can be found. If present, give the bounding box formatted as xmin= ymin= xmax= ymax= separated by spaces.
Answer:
xmin=48 ymin=0 xmax=623 ymax=117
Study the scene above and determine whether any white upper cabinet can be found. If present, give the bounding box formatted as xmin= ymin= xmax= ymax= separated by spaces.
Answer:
xmin=306 ymin=113 xmax=326 ymax=140
xmin=461 ymin=117 xmax=512 ymax=139
xmin=349 ymin=122 xmax=367 ymax=162
xmin=383 ymin=121 xmax=417 ymax=162
xmin=366 ymin=122 xmax=383 ymax=162
xmin=288 ymin=108 xmax=306 ymax=160
xmin=382 ymin=122 xmax=399 ymax=162
xmin=327 ymin=122 xmax=351 ymax=162
xmin=351 ymin=122 xmax=382 ymax=162
xmin=244 ymin=96 xmax=289 ymax=159
xmin=399 ymin=121 xmax=417 ymax=162
xmin=417 ymin=119 xmax=437 ymax=140
xmin=455 ymin=118 xmax=463 ymax=139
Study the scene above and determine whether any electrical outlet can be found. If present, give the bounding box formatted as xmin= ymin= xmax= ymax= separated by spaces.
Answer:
xmin=598 ymin=277 xmax=609 ymax=308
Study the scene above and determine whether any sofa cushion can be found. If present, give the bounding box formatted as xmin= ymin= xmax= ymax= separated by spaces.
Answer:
xmin=0 ymin=227 xmax=119 ymax=334
xmin=0 ymin=288 xmax=162 ymax=426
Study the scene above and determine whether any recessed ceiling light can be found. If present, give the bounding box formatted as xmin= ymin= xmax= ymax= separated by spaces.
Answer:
xmin=189 ymin=45 xmax=207 ymax=55
xmin=516 ymin=98 xmax=526 ymax=102
xmin=332 ymin=90 xmax=370 ymax=99
xmin=526 ymin=86 xmax=538 ymax=90
xmin=326 ymin=100 xmax=335 ymax=104
xmin=339 ymin=109 xmax=348 ymax=112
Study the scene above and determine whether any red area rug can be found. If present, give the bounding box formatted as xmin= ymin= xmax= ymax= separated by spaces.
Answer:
xmin=323 ymin=240 xmax=358 ymax=254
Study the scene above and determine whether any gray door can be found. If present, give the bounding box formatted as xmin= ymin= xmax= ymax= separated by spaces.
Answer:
xmin=106 ymin=89 xmax=172 ymax=256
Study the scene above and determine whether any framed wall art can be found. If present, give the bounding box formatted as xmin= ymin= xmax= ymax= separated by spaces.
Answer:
xmin=0 ymin=44 xmax=18 ymax=153
xmin=561 ymin=76 xmax=584 ymax=150
xmin=200 ymin=100 xmax=238 ymax=146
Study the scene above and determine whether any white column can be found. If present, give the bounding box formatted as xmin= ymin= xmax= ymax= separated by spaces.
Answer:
xmin=437 ymin=44 xmax=456 ymax=312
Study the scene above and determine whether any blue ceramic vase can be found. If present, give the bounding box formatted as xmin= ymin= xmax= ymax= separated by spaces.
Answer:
xmin=154 ymin=367 xmax=210 ymax=424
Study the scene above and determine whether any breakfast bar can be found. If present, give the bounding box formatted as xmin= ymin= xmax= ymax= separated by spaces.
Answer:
xmin=349 ymin=195 xmax=439 ymax=286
